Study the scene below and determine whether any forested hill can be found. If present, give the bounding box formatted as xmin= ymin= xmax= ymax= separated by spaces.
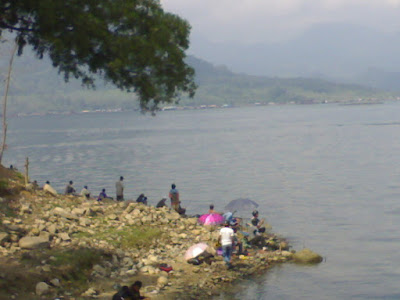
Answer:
xmin=2 ymin=53 xmax=394 ymax=115
xmin=183 ymin=56 xmax=393 ymax=107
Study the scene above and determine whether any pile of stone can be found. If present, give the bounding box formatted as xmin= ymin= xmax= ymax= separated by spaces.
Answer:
xmin=0 ymin=188 xmax=322 ymax=299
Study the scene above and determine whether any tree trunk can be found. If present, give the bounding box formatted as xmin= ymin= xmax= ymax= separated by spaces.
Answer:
xmin=0 ymin=42 xmax=18 ymax=165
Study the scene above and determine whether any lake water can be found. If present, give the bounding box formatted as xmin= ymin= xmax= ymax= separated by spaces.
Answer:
xmin=5 ymin=103 xmax=400 ymax=299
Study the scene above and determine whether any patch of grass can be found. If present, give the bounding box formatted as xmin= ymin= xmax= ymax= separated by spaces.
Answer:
xmin=0 ymin=198 xmax=18 ymax=218
xmin=14 ymin=172 xmax=24 ymax=181
xmin=21 ymin=247 xmax=110 ymax=290
xmin=49 ymin=247 xmax=104 ymax=269
xmin=73 ymin=226 xmax=162 ymax=249
xmin=0 ymin=261 xmax=43 ymax=299
xmin=0 ymin=179 xmax=8 ymax=195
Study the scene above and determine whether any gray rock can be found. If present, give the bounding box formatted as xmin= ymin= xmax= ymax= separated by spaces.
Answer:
xmin=19 ymin=236 xmax=50 ymax=249
xmin=92 ymin=264 xmax=107 ymax=276
xmin=81 ymin=287 xmax=97 ymax=297
xmin=122 ymin=257 xmax=134 ymax=267
xmin=157 ymin=276 xmax=168 ymax=288
xmin=108 ymin=214 xmax=118 ymax=220
xmin=39 ymin=231 xmax=50 ymax=240
xmin=0 ymin=232 xmax=9 ymax=245
xmin=20 ymin=204 xmax=32 ymax=214
xmin=79 ymin=218 xmax=91 ymax=227
xmin=4 ymin=224 xmax=25 ymax=233
xmin=50 ymin=278 xmax=60 ymax=287
xmin=71 ymin=208 xmax=86 ymax=216
xmin=52 ymin=207 xmax=79 ymax=220
xmin=47 ymin=224 xmax=57 ymax=235
xmin=36 ymin=282 xmax=49 ymax=296
xmin=292 ymin=248 xmax=323 ymax=264
xmin=58 ymin=232 xmax=71 ymax=241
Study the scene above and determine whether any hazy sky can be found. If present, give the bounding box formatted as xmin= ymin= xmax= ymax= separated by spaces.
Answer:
xmin=161 ymin=0 xmax=400 ymax=43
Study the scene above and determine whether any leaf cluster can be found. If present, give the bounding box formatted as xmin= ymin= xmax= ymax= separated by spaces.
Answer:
xmin=0 ymin=0 xmax=196 ymax=111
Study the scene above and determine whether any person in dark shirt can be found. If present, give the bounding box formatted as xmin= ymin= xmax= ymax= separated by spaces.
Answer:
xmin=156 ymin=198 xmax=167 ymax=208
xmin=130 ymin=281 xmax=150 ymax=300
xmin=112 ymin=286 xmax=132 ymax=300
xmin=65 ymin=180 xmax=76 ymax=195
xmin=98 ymin=188 xmax=108 ymax=201
xmin=251 ymin=210 xmax=266 ymax=235
xmin=136 ymin=194 xmax=148 ymax=205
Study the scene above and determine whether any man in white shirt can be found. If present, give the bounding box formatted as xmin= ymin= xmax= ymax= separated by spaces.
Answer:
xmin=43 ymin=181 xmax=57 ymax=196
xmin=219 ymin=221 xmax=234 ymax=269
xmin=80 ymin=185 xmax=91 ymax=200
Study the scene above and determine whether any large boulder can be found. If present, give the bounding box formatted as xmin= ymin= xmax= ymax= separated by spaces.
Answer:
xmin=19 ymin=236 xmax=50 ymax=249
xmin=52 ymin=207 xmax=79 ymax=220
xmin=58 ymin=233 xmax=71 ymax=241
xmin=292 ymin=248 xmax=323 ymax=264
xmin=157 ymin=276 xmax=168 ymax=288
xmin=71 ymin=208 xmax=87 ymax=216
xmin=36 ymin=282 xmax=50 ymax=296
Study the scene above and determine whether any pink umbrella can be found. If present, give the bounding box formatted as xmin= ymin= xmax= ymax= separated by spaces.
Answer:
xmin=184 ymin=243 xmax=209 ymax=261
xmin=198 ymin=213 xmax=225 ymax=225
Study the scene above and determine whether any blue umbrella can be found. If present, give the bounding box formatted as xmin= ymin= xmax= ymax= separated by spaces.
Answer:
xmin=224 ymin=198 xmax=259 ymax=212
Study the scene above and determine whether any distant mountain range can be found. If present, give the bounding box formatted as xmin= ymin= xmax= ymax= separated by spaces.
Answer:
xmin=0 ymin=45 xmax=395 ymax=115
xmin=189 ymin=22 xmax=400 ymax=91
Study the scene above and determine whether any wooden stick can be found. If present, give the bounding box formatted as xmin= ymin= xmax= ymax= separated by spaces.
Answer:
xmin=24 ymin=157 xmax=29 ymax=185
xmin=0 ymin=42 xmax=17 ymax=164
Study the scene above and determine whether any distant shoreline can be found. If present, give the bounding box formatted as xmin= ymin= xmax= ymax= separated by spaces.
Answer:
xmin=10 ymin=99 xmax=393 ymax=118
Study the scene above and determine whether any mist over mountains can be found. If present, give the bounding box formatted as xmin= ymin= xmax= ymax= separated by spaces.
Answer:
xmin=1 ymin=22 xmax=399 ymax=115
xmin=189 ymin=22 xmax=400 ymax=91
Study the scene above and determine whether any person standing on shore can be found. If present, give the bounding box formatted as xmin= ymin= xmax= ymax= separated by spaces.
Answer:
xmin=219 ymin=221 xmax=234 ymax=269
xmin=115 ymin=176 xmax=124 ymax=201
xmin=169 ymin=183 xmax=180 ymax=212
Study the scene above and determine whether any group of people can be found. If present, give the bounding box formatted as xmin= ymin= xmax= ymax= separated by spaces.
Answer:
xmin=39 ymin=178 xmax=186 ymax=214
xmin=218 ymin=209 xmax=266 ymax=269
xmin=58 ymin=176 xmax=126 ymax=201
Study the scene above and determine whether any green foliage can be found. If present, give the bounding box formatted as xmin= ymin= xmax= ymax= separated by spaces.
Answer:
xmin=0 ymin=179 xmax=8 ymax=191
xmin=21 ymin=247 xmax=107 ymax=286
xmin=4 ymin=54 xmax=394 ymax=115
xmin=74 ymin=225 xmax=162 ymax=249
xmin=178 ymin=57 xmax=393 ymax=106
xmin=48 ymin=248 xmax=104 ymax=270
xmin=0 ymin=0 xmax=196 ymax=111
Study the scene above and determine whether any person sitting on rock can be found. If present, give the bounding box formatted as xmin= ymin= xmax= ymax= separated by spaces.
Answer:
xmin=130 ymin=281 xmax=150 ymax=300
xmin=177 ymin=204 xmax=186 ymax=215
xmin=112 ymin=286 xmax=133 ymax=300
xmin=32 ymin=180 xmax=39 ymax=190
xmin=80 ymin=185 xmax=91 ymax=200
xmin=251 ymin=210 xmax=266 ymax=236
xmin=156 ymin=198 xmax=167 ymax=208
xmin=43 ymin=181 xmax=57 ymax=196
xmin=97 ymin=188 xmax=108 ymax=201
xmin=136 ymin=194 xmax=148 ymax=205
xmin=209 ymin=204 xmax=217 ymax=214
xmin=64 ymin=180 xmax=76 ymax=195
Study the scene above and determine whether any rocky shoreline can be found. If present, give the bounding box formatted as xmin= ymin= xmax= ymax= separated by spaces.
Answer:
xmin=0 ymin=175 xmax=322 ymax=299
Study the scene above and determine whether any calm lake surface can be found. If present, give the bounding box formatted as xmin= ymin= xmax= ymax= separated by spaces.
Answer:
xmin=6 ymin=103 xmax=400 ymax=299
